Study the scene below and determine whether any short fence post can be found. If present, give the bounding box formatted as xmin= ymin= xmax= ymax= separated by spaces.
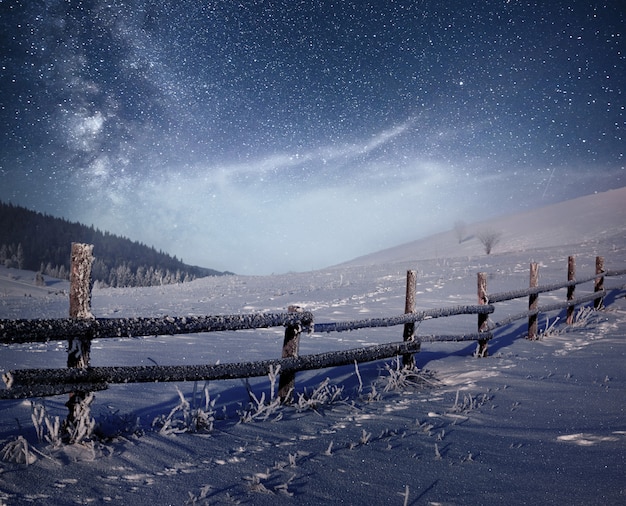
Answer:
xmin=477 ymin=272 xmax=489 ymax=357
xmin=402 ymin=270 xmax=418 ymax=368
xmin=528 ymin=262 xmax=539 ymax=340
xmin=278 ymin=305 xmax=302 ymax=403
xmin=66 ymin=243 xmax=95 ymax=440
xmin=594 ymin=256 xmax=605 ymax=309
xmin=566 ymin=256 xmax=576 ymax=324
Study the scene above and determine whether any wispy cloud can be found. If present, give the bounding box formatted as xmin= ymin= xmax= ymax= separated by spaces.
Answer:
xmin=199 ymin=119 xmax=415 ymax=185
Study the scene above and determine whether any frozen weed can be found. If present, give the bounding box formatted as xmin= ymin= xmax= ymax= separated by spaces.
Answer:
xmin=185 ymin=484 xmax=212 ymax=505
xmin=359 ymin=429 xmax=372 ymax=445
xmin=362 ymin=383 xmax=382 ymax=403
xmin=237 ymin=367 xmax=287 ymax=423
xmin=244 ymin=474 xmax=273 ymax=495
xmin=238 ymin=388 xmax=283 ymax=423
xmin=274 ymin=474 xmax=295 ymax=497
xmin=540 ymin=316 xmax=561 ymax=337
xmin=323 ymin=441 xmax=333 ymax=456
xmin=1 ymin=436 xmax=36 ymax=465
xmin=295 ymin=377 xmax=345 ymax=412
xmin=244 ymin=470 xmax=295 ymax=497
xmin=31 ymin=402 xmax=62 ymax=448
xmin=376 ymin=358 xmax=435 ymax=393
xmin=153 ymin=383 xmax=216 ymax=434
xmin=354 ymin=360 xmax=363 ymax=393
xmin=541 ymin=307 xmax=597 ymax=338
xmin=450 ymin=390 xmax=491 ymax=414
xmin=570 ymin=306 xmax=597 ymax=328
xmin=266 ymin=364 xmax=280 ymax=401
xmin=400 ymin=485 xmax=410 ymax=506
xmin=434 ymin=443 xmax=442 ymax=460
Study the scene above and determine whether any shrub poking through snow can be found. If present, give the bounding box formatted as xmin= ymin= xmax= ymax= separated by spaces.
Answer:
xmin=31 ymin=402 xmax=62 ymax=448
xmin=153 ymin=383 xmax=216 ymax=434
xmin=1 ymin=436 xmax=36 ymax=465
xmin=237 ymin=387 xmax=284 ymax=423
xmin=295 ymin=378 xmax=345 ymax=412
xmin=450 ymin=390 xmax=492 ymax=414
xmin=376 ymin=357 xmax=435 ymax=393
xmin=541 ymin=306 xmax=598 ymax=338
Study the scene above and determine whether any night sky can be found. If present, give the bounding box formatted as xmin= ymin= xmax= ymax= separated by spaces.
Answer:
xmin=1 ymin=1 xmax=624 ymax=274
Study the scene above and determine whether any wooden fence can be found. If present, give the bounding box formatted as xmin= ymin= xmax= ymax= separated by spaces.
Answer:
xmin=1 ymin=244 xmax=625 ymax=410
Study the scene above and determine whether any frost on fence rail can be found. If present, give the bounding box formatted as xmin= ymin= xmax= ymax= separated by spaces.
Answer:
xmin=1 ymin=340 xmax=425 ymax=399
xmin=490 ymin=290 xmax=607 ymax=329
xmin=487 ymin=273 xmax=602 ymax=304
xmin=0 ymin=312 xmax=314 ymax=345
xmin=313 ymin=304 xmax=494 ymax=333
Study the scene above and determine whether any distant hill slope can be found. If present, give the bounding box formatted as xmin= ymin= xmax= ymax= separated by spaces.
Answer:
xmin=0 ymin=201 xmax=232 ymax=287
xmin=341 ymin=186 xmax=626 ymax=267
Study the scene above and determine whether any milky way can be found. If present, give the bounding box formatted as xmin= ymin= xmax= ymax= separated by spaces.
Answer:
xmin=1 ymin=1 xmax=624 ymax=274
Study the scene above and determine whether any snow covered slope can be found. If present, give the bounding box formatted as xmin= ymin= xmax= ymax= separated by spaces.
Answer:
xmin=341 ymin=186 xmax=626 ymax=267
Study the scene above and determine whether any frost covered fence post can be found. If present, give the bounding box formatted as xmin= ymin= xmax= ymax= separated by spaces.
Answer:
xmin=66 ymin=243 xmax=95 ymax=440
xmin=594 ymin=256 xmax=605 ymax=310
xmin=528 ymin=262 xmax=539 ymax=340
xmin=476 ymin=272 xmax=489 ymax=357
xmin=278 ymin=305 xmax=303 ymax=403
xmin=68 ymin=243 xmax=95 ymax=367
xmin=402 ymin=270 xmax=418 ymax=367
xmin=566 ymin=256 xmax=576 ymax=324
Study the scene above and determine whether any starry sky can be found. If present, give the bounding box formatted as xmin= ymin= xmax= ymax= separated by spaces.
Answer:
xmin=1 ymin=1 xmax=624 ymax=275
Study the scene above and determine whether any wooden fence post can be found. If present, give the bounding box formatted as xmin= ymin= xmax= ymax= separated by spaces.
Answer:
xmin=66 ymin=243 xmax=95 ymax=439
xmin=68 ymin=243 xmax=95 ymax=367
xmin=278 ymin=305 xmax=302 ymax=403
xmin=477 ymin=272 xmax=489 ymax=357
xmin=528 ymin=262 xmax=539 ymax=340
xmin=566 ymin=256 xmax=576 ymax=324
xmin=402 ymin=270 xmax=418 ymax=368
xmin=594 ymin=256 xmax=605 ymax=310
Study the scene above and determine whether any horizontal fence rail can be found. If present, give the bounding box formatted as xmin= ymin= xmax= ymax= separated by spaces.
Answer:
xmin=0 ymin=312 xmax=314 ymax=345
xmin=487 ymin=273 xmax=602 ymax=303
xmin=313 ymin=304 xmax=493 ymax=333
xmin=1 ymin=340 xmax=426 ymax=399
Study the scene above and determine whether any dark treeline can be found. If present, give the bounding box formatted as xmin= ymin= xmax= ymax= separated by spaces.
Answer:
xmin=0 ymin=201 xmax=232 ymax=287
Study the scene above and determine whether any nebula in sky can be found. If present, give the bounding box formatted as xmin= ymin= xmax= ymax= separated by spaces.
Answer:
xmin=1 ymin=1 xmax=623 ymax=274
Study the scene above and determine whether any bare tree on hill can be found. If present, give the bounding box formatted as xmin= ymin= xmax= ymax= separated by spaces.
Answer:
xmin=477 ymin=229 xmax=502 ymax=255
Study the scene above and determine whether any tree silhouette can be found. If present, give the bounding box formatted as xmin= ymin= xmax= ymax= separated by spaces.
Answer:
xmin=477 ymin=229 xmax=502 ymax=255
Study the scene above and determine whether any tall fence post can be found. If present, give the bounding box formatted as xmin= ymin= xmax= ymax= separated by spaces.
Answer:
xmin=594 ymin=256 xmax=605 ymax=309
xmin=278 ymin=305 xmax=302 ymax=403
xmin=68 ymin=243 xmax=95 ymax=367
xmin=402 ymin=270 xmax=418 ymax=368
xmin=66 ymin=243 xmax=95 ymax=440
xmin=566 ymin=256 xmax=576 ymax=324
xmin=477 ymin=272 xmax=489 ymax=357
xmin=528 ymin=262 xmax=539 ymax=340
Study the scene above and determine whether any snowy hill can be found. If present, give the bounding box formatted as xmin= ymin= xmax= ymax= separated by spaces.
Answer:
xmin=341 ymin=186 xmax=626 ymax=267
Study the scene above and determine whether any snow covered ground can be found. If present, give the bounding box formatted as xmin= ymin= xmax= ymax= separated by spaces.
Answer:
xmin=1 ymin=187 xmax=625 ymax=505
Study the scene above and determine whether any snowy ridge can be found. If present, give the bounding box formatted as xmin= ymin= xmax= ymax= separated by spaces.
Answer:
xmin=341 ymin=186 xmax=626 ymax=268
